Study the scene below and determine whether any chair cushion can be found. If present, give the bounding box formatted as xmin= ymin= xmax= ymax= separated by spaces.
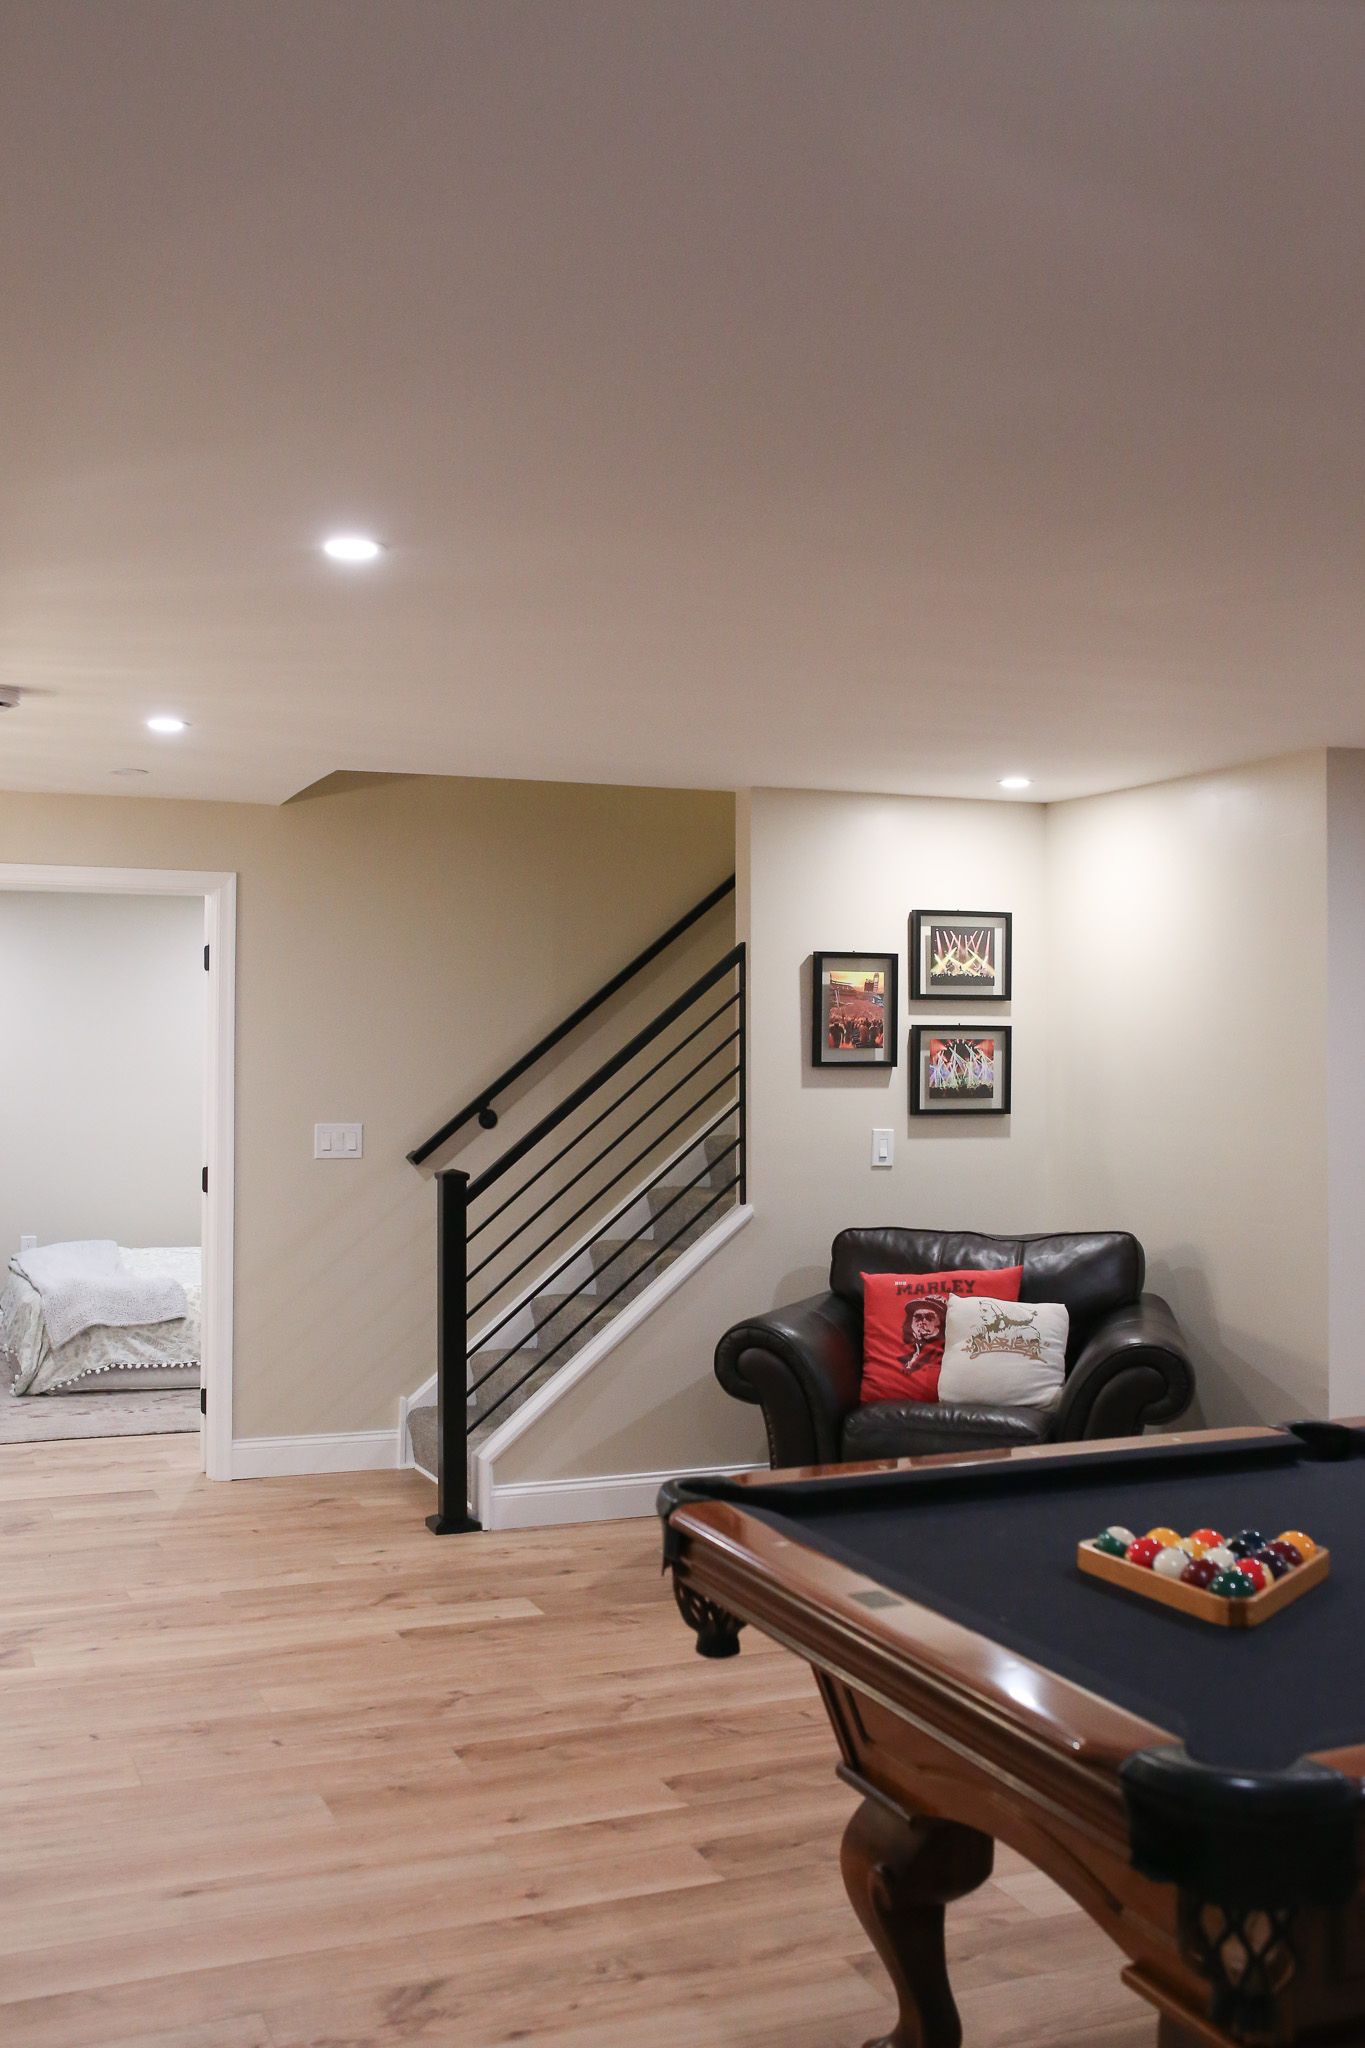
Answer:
xmin=841 ymin=1397 xmax=1054 ymax=1462
xmin=829 ymin=1228 xmax=1145 ymax=1364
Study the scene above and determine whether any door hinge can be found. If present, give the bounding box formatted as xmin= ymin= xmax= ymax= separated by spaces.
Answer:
xmin=201 ymin=1166 xmax=208 ymax=1194
xmin=199 ymin=1387 xmax=207 ymax=1415
xmin=203 ymin=943 xmax=210 ymax=970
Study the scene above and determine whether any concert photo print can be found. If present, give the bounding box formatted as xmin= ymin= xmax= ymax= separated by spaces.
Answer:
xmin=911 ymin=1023 xmax=1012 ymax=1114
xmin=811 ymin=951 xmax=898 ymax=1067
xmin=911 ymin=909 xmax=1012 ymax=1001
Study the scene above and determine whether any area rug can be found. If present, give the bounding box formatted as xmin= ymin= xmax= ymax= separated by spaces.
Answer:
xmin=0 ymin=1355 xmax=199 ymax=1443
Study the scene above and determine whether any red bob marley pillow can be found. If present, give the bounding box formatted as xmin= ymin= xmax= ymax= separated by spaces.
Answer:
xmin=859 ymin=1266 xmax=1025 ymax=1405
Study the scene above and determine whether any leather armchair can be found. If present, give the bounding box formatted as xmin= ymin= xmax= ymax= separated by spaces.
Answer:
xmin=715 ymin=1227 xmax=1194 ymax=1467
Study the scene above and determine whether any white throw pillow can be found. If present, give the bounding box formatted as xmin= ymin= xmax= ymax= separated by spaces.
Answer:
xmin=938 ymin=1295 xmax=1068 ymax=1411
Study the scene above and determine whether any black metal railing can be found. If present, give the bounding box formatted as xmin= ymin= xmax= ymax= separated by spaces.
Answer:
xmin=412 ymin=910 xmax=746 ymax=1535
xmin=407 ymin=874 xmax=735 ymax=1166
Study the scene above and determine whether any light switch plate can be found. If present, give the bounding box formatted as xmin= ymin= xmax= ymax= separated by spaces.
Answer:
xmin=871 ymin=1126 xmax=894 ymax=1168
xmin=315 ymin=1122 xmax=363 ymax=1159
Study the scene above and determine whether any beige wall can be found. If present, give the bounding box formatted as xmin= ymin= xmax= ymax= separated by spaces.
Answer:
xmin=501 ymin=785 xmax=1051 ymax=1481
xmin=0 ymin=891 xmax=204 ymax=1258
xmin=1326 ymin=750 xmax=1365 ymax=1415
xmin=0 ymin=776 xmax=734 ymax=1439
xmin=1044 ymin=753 xmax=1330 ymax=1425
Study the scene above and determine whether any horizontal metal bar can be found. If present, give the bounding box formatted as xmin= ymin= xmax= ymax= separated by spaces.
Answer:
xmin=468 ymin=993 xmax=738 ymax=1244
xmin=469 ymin=1142 xmax=739 ymax=1381
xmin=466 ymin=947 xmax=743 ymax=1199
xmin=472 ymin=1172 xmax=742 ymax=1424
xmin=407 ymin=877 xmax=735 ymax=1166
xmin=468 ymin=1031 xmax=740 ymax=1278
xmin=466 ymin=1081 xmax=740 ymax=1316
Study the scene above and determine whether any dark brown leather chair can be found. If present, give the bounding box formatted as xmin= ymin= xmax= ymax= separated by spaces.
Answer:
xmin=715 ymin=1227 xmax=1195 ymax=1467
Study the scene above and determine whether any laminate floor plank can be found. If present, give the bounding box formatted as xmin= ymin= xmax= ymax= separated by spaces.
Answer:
xmin=0 ymin=1434 xmax=1157 ymax=2048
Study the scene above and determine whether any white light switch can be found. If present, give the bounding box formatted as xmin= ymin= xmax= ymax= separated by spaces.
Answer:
xmin=871 ymin=1127 xmax=894 ymax=1169
xmin=315 ymin=1123 xmax=363 ymax=1159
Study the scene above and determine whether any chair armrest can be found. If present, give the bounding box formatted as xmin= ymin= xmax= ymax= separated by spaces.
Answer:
xmin=715 ymin=1291 xmax=862 ymax=1468
xmin=1053 ymin=1292 xmax=1195 ymax=1442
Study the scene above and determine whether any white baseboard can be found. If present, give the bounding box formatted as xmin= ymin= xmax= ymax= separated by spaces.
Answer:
xmin=228 ymin=1429 xmax=399 ymax=1479
xmin=484 ymin=1459 xmax=760 ymax=1531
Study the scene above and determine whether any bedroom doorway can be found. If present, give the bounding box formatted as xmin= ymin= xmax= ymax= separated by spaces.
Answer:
xmin=0 ymin=865 xmax=235 ymax=1479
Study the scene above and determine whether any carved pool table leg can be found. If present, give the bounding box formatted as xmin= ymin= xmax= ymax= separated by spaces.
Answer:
xmin=840 ymin=1796 xmax=995 ymax=2048
xmin=671 ymin=1578 xmax=745 ymax=1657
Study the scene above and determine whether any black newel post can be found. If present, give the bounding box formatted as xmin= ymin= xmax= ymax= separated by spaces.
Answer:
xmin=736 ymin=945 xmax=747 ymax=1205
xmin=426 ymin=1168 xmax=481 ymax=1533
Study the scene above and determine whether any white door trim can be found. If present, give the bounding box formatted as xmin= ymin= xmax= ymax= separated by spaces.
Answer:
xmin=0 ymin=863 xmax=237 ymax=1479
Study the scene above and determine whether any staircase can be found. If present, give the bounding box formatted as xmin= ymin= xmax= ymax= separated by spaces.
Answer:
xmin=405 ymin=1124 xmax=738 ymax=1481
xmin=403 ymin=881 xmax=746 ymax=1532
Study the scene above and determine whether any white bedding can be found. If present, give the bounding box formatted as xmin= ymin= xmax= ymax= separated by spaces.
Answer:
xmin=11 ymin=1239 xmax=188 ymax=1348
xmin=0 ymin=1248 xmax=201 ymax=1395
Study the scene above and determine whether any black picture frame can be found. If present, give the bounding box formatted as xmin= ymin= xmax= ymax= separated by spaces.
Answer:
xmin=811 ymin=951 xmax=898 ymax=1067
xmin=910 ymin=909 xmax=1012 ymax=1002
xmin=910 ymin=1023 xmax=1012 ymax=1115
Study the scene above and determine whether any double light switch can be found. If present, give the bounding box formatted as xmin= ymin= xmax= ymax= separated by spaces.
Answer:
xmin=315 ymin=1123 xmax=363 ymax=1159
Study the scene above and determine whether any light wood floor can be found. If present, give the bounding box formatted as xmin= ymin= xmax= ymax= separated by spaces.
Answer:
xmin=0 ymin=1435 xmax=1159 ymax=2048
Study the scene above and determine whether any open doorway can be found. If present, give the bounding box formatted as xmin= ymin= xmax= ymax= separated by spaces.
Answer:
xmin=0 ymin=865 xmax=235 ymax=1477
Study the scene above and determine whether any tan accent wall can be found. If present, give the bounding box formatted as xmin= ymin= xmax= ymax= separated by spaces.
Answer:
xmin=0 ymin=777 xmax=734 ymax=1439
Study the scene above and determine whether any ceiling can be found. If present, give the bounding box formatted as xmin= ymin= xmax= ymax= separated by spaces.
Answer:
xmin=2 ymin=1 xmax=1362 ymax=807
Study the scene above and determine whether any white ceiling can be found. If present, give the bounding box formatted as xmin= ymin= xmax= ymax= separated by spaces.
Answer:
xmin=2 ymin=1 xmax=1362 ymax=807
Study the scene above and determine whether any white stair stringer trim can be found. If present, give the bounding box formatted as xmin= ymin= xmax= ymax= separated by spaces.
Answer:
xmin=485 ymin=1459 xmax=762 ymax=1531
xmin=472 ymin=1201 xmax=753 ymax=1527
xmin=397 ymin=1101 xmax=740 ymax=1436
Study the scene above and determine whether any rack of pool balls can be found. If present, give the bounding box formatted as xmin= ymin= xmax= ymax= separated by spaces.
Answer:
xmin=1076 ymin=1524 xmax=1328 ymax=1627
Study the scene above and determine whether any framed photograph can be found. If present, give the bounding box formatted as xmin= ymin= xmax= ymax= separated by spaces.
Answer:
xmin=910 ymin=909 xmax=1012 ymax=1001
xmin=910 ymin=1024 xmax=1012 ymax=1115
xmin=812 ymin=952 xmax=898 ymax=1066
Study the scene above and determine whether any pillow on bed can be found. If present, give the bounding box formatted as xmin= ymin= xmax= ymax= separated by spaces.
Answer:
xmin=937 ymin=1294 xmax=1068 ymax=1411
xmin=859 ymin=1266 xmax=1023 ymax=1405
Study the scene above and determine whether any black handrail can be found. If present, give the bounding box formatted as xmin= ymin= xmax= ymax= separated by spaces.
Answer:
xmin=465 ymin=947 xmax=743 ymax=1200
xmin=422 ymin=939 xmax=746 ymax=1536
xmin=467 ymin=1052 xmax=740 ymax=1291
xmin=468 ymin=989 xmax=739 ymax=1243
xmin=472 ymin=1162 xmax=743 ymax=1429
xmin=407 ymin=873 xmax=735 ymax=1166
xmin=468 ymin=1083 xmax=740 ymax=1333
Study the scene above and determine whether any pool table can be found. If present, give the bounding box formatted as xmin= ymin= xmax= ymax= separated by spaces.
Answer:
xmin=659 ymin=1424 xmax=1365 ymax=2047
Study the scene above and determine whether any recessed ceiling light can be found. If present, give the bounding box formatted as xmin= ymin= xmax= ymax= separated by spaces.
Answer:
xmin=998 ymin=775 xmax=1032 ymax=791
xmin=322 ymin=533 xmax=383 ymax=564
xmin=146 ymin=716 xmax=188 ymax=735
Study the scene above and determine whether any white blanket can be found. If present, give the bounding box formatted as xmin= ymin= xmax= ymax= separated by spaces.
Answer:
xmin=11 ymin=1240 xmax=189 ymax=1349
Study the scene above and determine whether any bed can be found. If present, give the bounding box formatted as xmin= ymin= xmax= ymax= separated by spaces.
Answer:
xmin=0 ymin=1247 xmax=201 ymax=1395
